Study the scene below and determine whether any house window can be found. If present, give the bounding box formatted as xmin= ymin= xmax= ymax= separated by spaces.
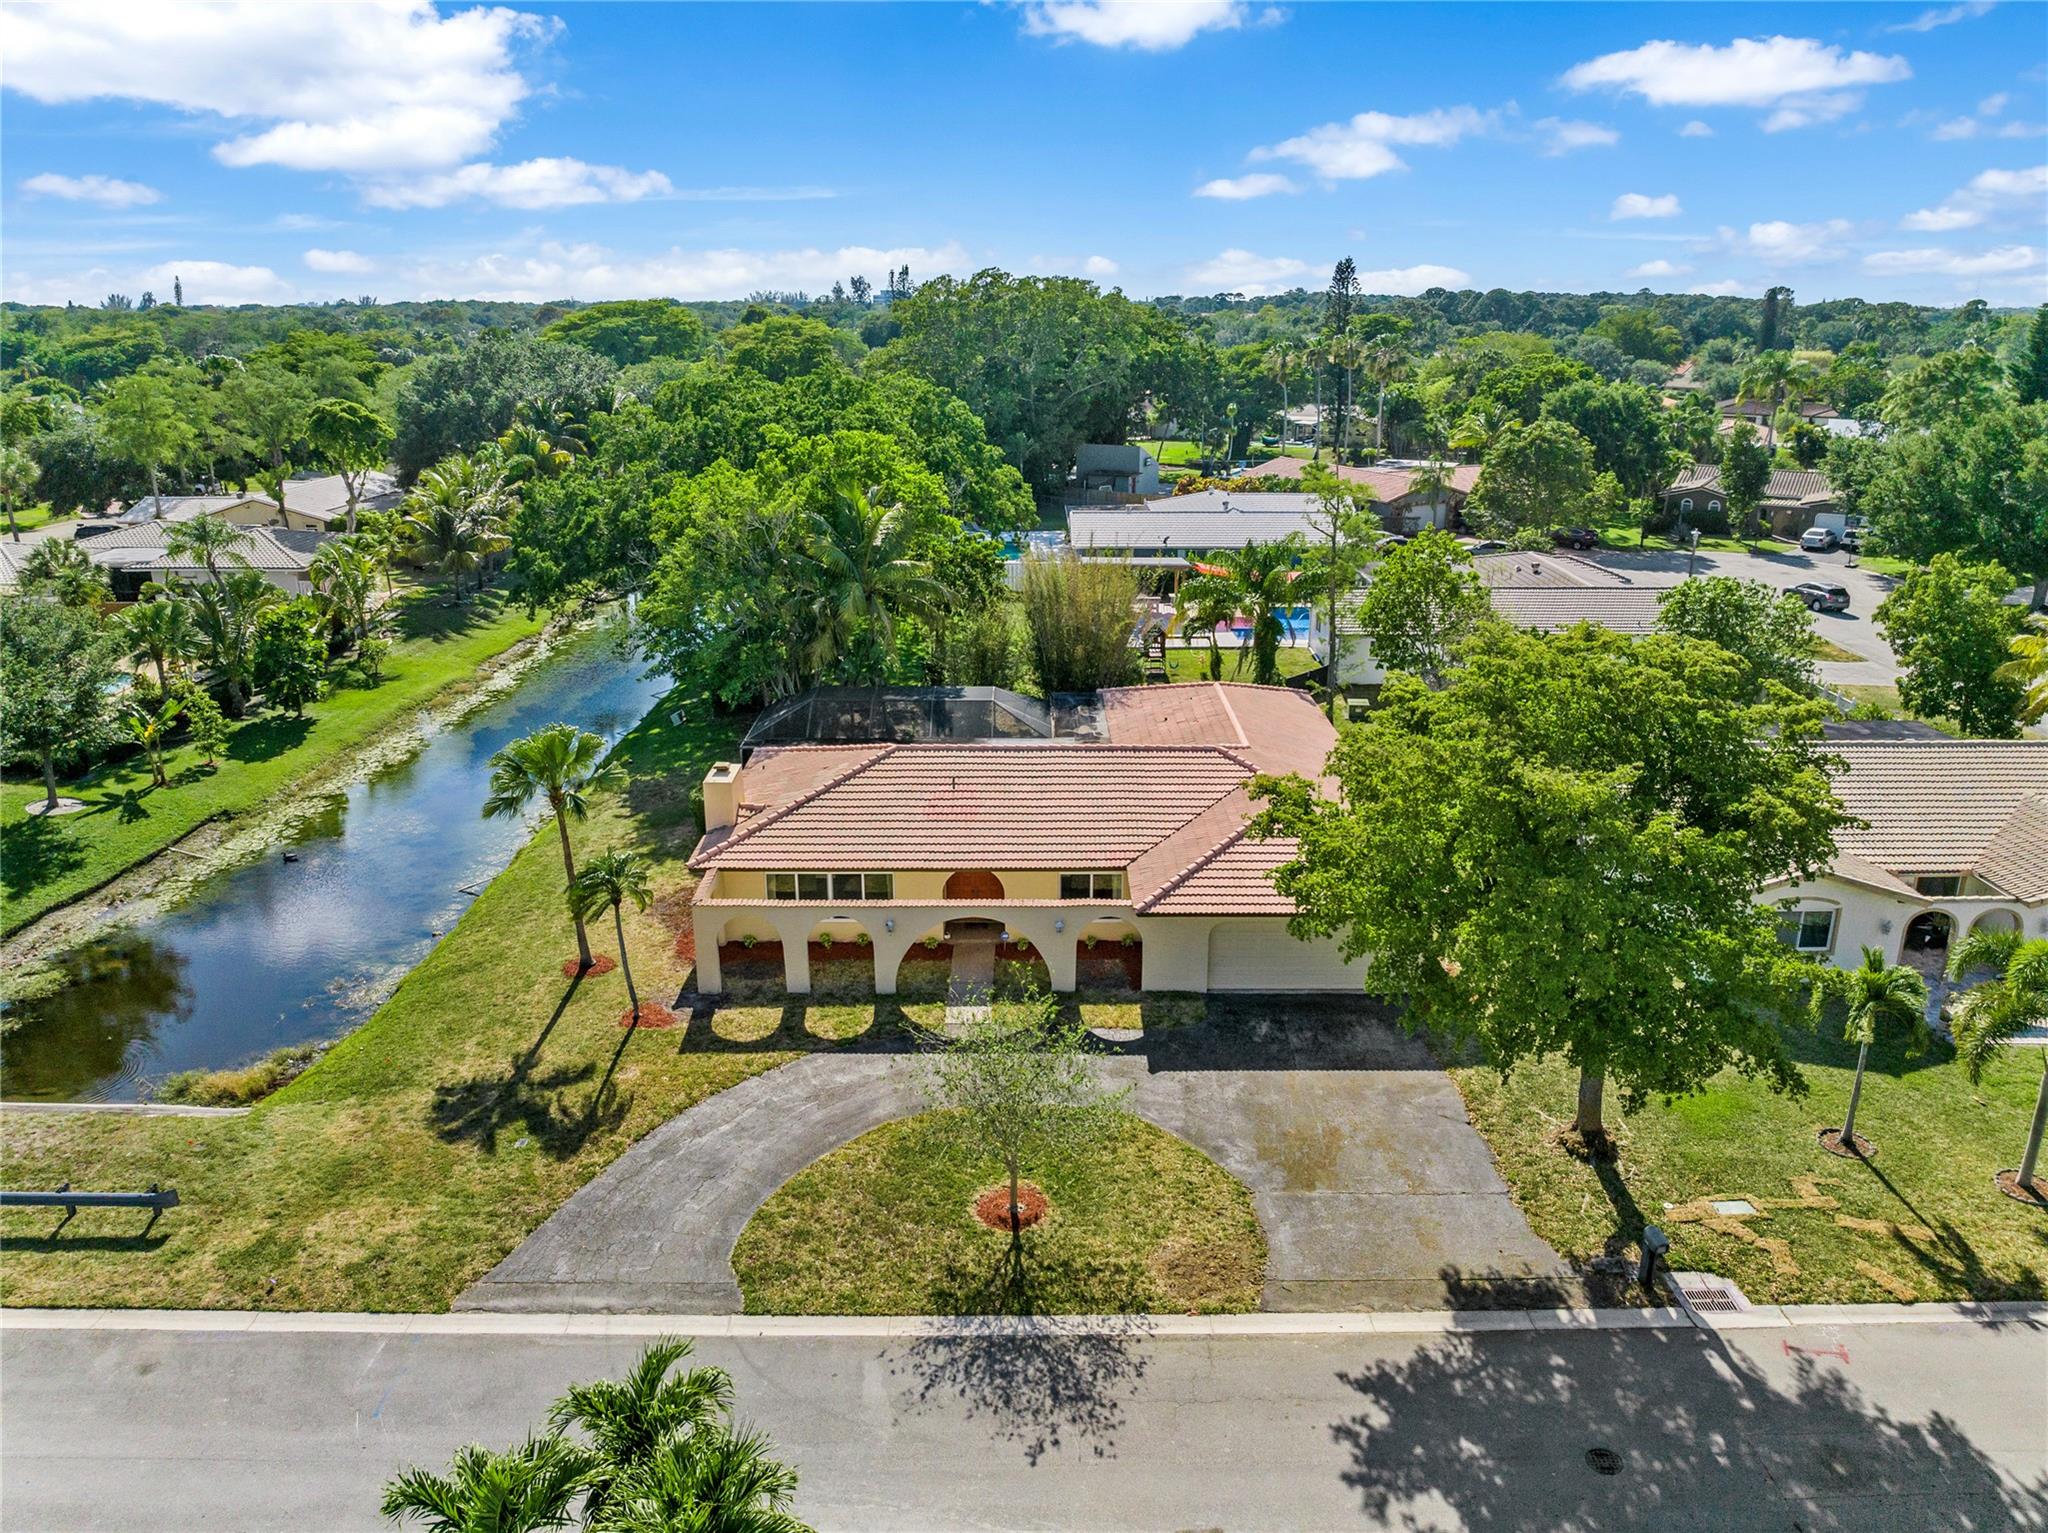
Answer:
xmin=1679 ymin=497 xmax=1693 ymax=513
xmin=1778 ymin=908 xmax=1836 ymax=952
xmin=1060 ymin=871 xmax=1126 ymax=900
xmin=1708 ymin=499 xmax=1721 ymax=513
xmin=766 ymin=872 xmax=883 ymax=901
xmin=1915 ymin=875 xmax=1961 ymax=897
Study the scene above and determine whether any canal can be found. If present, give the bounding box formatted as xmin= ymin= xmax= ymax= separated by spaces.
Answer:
xmin=0 ymin=617 xmax=668 ymax=1102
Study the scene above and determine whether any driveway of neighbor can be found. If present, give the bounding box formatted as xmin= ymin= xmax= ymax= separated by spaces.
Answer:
xmin=459 ymin=1000 xmax=1570 ymax=1314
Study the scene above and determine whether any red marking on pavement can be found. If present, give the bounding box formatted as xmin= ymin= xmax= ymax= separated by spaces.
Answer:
xmin=1783 ymin=1339 xmax=1850 ymax=1364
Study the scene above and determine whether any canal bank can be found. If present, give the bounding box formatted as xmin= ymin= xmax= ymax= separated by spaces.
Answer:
xmin=1 ymin=608 xmax=664 ymax=1102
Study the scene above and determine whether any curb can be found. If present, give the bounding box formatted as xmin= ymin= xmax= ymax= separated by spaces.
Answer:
xmin=3 ymin=1302 xmax=2039 ymax=1340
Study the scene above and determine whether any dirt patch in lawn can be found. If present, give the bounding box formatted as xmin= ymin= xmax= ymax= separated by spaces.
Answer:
xmin=973 ymin=1182 xmax=1048 ymax=1232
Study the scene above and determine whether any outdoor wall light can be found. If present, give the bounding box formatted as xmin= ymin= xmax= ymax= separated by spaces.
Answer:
xmin=1878 ymin=919 xmax=1892 ymax=935
xmin=1055 ymin=918 xmax=1065 ymax=933
xmin=884 ymin=918 xmax=894 ymax=933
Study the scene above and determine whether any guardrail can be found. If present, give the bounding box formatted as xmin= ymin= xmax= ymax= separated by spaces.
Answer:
xmin=2 ymin=1183 xmax=180 ymax=1214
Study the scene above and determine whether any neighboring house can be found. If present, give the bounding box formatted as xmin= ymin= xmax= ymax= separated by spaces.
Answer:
xmin=1816 ymin=417 xmax=1888 ymax=442
xmin=686 ymin=682 xmax=1369 ymax=996
xmin=1069 ymin=492 xmax=1327 ymax=558
xmin=1767 ymin=740 xmax=2048 ymax=975
xmin=1238 ymin=457 xmax=1481 ymax=532
xmin=1661 ymin=464 xmax=1838 ymax=539
xmin=100 ymin=471 xmax=400 ymax=536
xmin=79 ymin=522 xmax=320 ymax=600
xmin=1071 ymin=444 xmax=1163 ymax=504
xmin=1309 ymin=553 xmax=1653 ymax=695
xmin=1716 ymin=396 xmax=1838 ymax=434
xmin=84 ymin=493 xmax=267 ymax=536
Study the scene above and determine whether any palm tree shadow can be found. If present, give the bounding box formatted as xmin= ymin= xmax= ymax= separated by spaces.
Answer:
xmin=427 ymin=975 xmax=633 ymax=1156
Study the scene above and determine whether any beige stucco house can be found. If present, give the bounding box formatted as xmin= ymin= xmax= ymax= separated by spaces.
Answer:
xmin=687 ymin=683 xmax=1365 ymax=997
xmin=1767 ymin=739 xmax=2048 ymax=975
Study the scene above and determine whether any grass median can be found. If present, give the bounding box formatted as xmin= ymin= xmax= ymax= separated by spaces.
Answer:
xmin=2 ymin=586 xmax=546 ymax=934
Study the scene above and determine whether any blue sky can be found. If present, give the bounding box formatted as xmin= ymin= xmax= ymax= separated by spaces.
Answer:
xmin=5 ymin=1 xmax=2044 ymax=309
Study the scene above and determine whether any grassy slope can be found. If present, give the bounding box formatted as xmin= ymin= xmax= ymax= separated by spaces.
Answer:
xmin=0 ymin=698 xmax=850 ymax=1311
xmin=1454 ymin=1021 xmax=2047 ymax=1306
xmin=2 ymin=587 xmax=545 ymax=933
xmin=734 ymin=1111 xmax=1266 ymax=1315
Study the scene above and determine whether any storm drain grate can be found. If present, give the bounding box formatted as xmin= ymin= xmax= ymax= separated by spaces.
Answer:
xmin=1669 ymin=1271 xmax=1752 ymax=1314
xmin=1585 ymin=1447 xmax=1623 ymax=1476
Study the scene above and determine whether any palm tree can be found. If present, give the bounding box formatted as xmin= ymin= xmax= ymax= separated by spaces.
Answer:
xmin=1820 ymin=946 xmax=1929 ymax=1156
xmin=0 ymin=442 xmax=40 ymax=541
xmin=1326 ymin=329 xmax=1366 ymax=461
xmin=1948 ymin=929 xmax=2048 ymax=1201
xmin=124 ymin=693 xmax=188 ymax=789
xmin=310 ymin=538 xmax=377 ymax=644
xmin=796 ymin=478 xmax=950 ymax=680
xmin=1997 ymin=613 xmax=2048 ymax=721
xmin=404 ymin=455 xmax=511 ymax=601
xmin=548 ymin=1337 xmax=733 ymax=1516
xmin=483 ymin=723 xmax=624 ymax=972
xmin=1736 ymin=352 xmax=1817 ymax=449
xmin=591 ymin=1428 xmax=807 ymax=1533
xmin=188 ymin=568 xmax=279 ymax=716
xmin=1448 ymin=401 xmax=1511 ymax=463
xmin=1178 ymin=538 xmax=1301 ymax=685
xmin=19 ymin=538 xmax=112 ymax=608
xmin=1264 ymin=344 xmax=1299 ymax=448
xmin=1173 ymin=571 xmax=1241 ymax=680
xmin=164 ymin=515 xmax=248 ymax=588
xmin=379 ymin=1435 xmax=593 ymax=1533
xmin=1362 ymin=338 xmax=1410 ymax=457
xmin=568 ymin=848 xmax=653 ymax=1024
xmin=497 ymin=420 xmax=574 ymax=484
xmin=121 ymin=593 xmax=201 ymax=690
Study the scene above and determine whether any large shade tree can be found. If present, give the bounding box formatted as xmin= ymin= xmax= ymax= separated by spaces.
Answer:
xmin=1349 ymin=527 xmax=1490 ymax=689
xmin=0 ymin=598 xmax=121 ymax=810
xmin=1250 ymin=624 xmax=1846 ymax=1147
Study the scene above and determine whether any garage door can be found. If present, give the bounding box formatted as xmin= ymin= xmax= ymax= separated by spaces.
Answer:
xmin=1206 ymin=919 xmax=1363 ymax=992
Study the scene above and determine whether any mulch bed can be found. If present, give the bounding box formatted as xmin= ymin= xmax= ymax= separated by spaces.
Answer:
xmin=618 ymin=1000 xmax=681 ymax=1030
xmin=1995 ymin=1169 xmax=2048 ymax=1207
xmin=1819 ymin=1127 xmax=1874 ymax=1159
xmin=562 ymin=955 xmax=618 ymax=978
xmin=972 ymin=1182 xmax=1048 ymax=1233
xmin=1078 ymin=947 xmax=1143 ymax=990
xmin=716 ymin=940 xmax=880 ymax=967
xmin=902 ymin=942 xmax=954 ymax=964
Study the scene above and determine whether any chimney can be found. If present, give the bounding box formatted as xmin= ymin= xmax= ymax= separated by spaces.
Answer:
xmin=702 ymin=761 xmax=741 ymax=832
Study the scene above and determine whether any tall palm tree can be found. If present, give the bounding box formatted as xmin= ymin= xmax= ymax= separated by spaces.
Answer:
xmin=0 ymin=442 xmax=40 ymax=542
xmin=164 ymin=515 xmax=249 ymax=588
xmin=1264 ymin=344 xmax=1299 ymax=448
xmin=497 ymin=420 xmax=575 ymax=484
xmin=188 ymin=568 xmax=279 ymax=717
xmin=19 ymin=537 xmax=112 ymax=608
xmin=1821 ymin=946 xmax=1929 ymax=1156
xmin=1325 ymin=329 xmax=1366 ymax=461
xmin=1173 ymin=571 xmax=1241 ymax=680
xmin=796 ymin=478 xmax=950 ymax=681
xmin=591 ymin=1428 xmax=808 ymax=1533
xmin=1997 ymin=613 xmax=2048 ymax=720
xmin=1362 ymin=338 xmax=1410 ymax=456
xmin=379 ymin=1435 xmax=593 ymax=1533
xmin=483 ymin=723 xmax=625 ymax=972
xmin=121 ymin=592 xmax=201 ymax=690
xmin=1736 ymin=352 xmax=1817 ymax=449
xmin=1178 ymin=538 xmax=1301 ymax=686
xmin=1448 ymin=401 xmax=1511 ymax=463
xmin=1948 ymin=929 xmax=2048 ymax=1200
xmin=548 ymin=1337 xmax=734 ymax=1517
xmin=404 ymin=455 xmax=511 ymax=601
xmin=310 ymin=538 xmax=377 ymax=644
xmin=569 ymin=849 xmax=654 ymax=1024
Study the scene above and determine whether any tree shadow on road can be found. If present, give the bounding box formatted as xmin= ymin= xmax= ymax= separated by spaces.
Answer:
xmin=889 ymin=1240 xmax=1156 ymax=1467
xmin=1331 ymin=1320 xmax=2048 ymax=1532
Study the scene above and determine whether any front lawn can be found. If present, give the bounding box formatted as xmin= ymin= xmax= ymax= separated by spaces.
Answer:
xmin=2 ymin=586 xmax=546 ymax=933
xmin=0 ymin=694 xmax=868 ymax=1312
xmin=1157 ymin=644 xmax=1319 ymax=684
xmin=1454 ymin=1020 xmax=2048 ymax=1306
xmin=733 ymin=1110 xmax=1266 ymax=1314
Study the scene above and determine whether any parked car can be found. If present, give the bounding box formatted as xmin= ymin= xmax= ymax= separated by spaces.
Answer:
xmin=1800 ymin=527 xmax=1839 ymax=552
xmin=1551 ymin=526 xmax=1599 ymax=550
xmin=1839 ymin=526 xmax=1863 ymax=552
xmin=1793 ymin=581 xmax=1851 ymax=612
xmin=1373 ymin=534 xmax=1410 ymax=550
xmin=1468 ymin=539 xmax=1507 ymax=553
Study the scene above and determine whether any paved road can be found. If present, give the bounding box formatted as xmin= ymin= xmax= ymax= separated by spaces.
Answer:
xmin=462 ymin=1004 xmax=1568 ymax=1315
xmin=4 ymin=1313 xmax=2042 ymax=1530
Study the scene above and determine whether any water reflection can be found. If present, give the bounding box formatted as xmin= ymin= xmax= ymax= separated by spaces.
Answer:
xmin=0 ymin=620 xmax=666 ymax=1102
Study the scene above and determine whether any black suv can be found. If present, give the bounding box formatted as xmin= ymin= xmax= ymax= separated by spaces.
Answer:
xmin=1792 ymin=581 xmax=1851 ymax=612
xmin=1551 ymin=526 xmax=1598 ymax=550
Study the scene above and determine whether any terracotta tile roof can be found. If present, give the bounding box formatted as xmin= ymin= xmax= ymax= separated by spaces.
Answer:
xmin=1142 ymin=828 xmax=1301 ymax=916
xmin=1098 ymin=681 xmax=1334 ymax=778
xmin=1829 ymin=741 xmax=2048 ymax=887
xmin=1241 ymin=458 xmax=1481 ymax=498
xmin=1666 ymin=464 xmax=1834 ymax=505
xmin=735 ymin=745 xmax=887 ymax=821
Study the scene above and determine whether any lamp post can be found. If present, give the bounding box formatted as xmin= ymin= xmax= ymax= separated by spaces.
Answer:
xmin=1686 ymin=527 xmax=1702 ymax=581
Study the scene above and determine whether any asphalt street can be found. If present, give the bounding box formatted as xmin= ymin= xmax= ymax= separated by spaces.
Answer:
xmin=4 ymin=1312 xmax=2043 ymax=1531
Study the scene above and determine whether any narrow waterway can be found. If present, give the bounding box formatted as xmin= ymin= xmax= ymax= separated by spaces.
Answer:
xmin=0 ymin=617 xmax=668 ymax=1102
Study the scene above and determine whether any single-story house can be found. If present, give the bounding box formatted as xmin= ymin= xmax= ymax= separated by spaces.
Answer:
xmin=1768 ymin=740 xmax=2048 ymax=974
xmin=1238 ymin=457 xmax=1482 ymax=532
xmin=1717 ymin=396 xmax=1838 ymax=435
xmin=1068 ymin=492 xmax=1328 ymax=559
xmin=687 ymin=682 xmax=1368 ymax=996
xmin=80 ymin=521 xmax=321 ymax=600
xmin=102 ymin=471 xmax=401 ymax=536
xmin=1071 ymin=444 xmax=1163 ymax=504
xmin=1662 ymin=464 xmax=1838 ymax=539
xmin=1310 ymin=553 xmax=1656 ymax=693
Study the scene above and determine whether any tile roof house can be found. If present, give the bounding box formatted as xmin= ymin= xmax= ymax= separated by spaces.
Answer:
xmin=686 ymin=683 xmax=1363 ymax=996
xmin=1238 ymin=457 xmax=1481 ymax=532
xmin=1766 ymin=741 xmax=2048 ymax=974
xmin=1661 ymin=463 xmax=1838 ymax=539
xmin=102 ymin=471 xmax=400 ymax=535
xmin=79 ymin=521 xmax=319 ymax=600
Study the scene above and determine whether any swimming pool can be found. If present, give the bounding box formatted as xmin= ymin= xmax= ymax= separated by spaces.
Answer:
xmin=1228 ymin=606 xmax=1312 ymax=641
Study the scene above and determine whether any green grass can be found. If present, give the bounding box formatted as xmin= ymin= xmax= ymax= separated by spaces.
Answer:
xmin=1806 ymin=635 xmax=1863 ymax=663
xmin=1453 ymin=1020 xmax=2048 ymax=1306
xmin=1832 ymin=684 xmax=1963 ymax=737
xmin=733 ymin=1111 xmax=1266 ymax=1314
xmin=0 ymin=696 xmax=897 ymax=1312
xmin=1585 ymin=507 xmax=1748 ymax=555
xmin=1156 ymin=645 xmax=1319 ymax=684
xmin=1 ymin=586 xmax=546 ymax=934
xmin=6 ymin=505 xmax=76 ymax=534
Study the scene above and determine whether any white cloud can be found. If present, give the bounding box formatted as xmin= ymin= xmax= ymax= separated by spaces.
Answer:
xmin=1611 ymin=192 xmax=1682 ymax=220
xmin=1864 ymin=244 xmax=2040 ymax=277
xmin=1184 ymin=248 xmax=1311 ymax=295
xmin=362 ymin=158 xmax=674 ymax=211
xmin=1353 ymin=263 xmax=1470 ymax=293
xmin=20 ymin=171 xmax=162 ymax=207
xmin=1083 ymin=254 xmax=1119 ymax=277
xmin=304 ymin=248 xmax=373 ymax=274
xmin=1536 ymin=118 xmax=1619 ymax=155
xmin=1679 ymin=120 xmax=1714 ymax=138
xmin=1886 ymin=1 xmax=1994 ymax=32
xmin=401 ymin=240 xmax=975 ymax=303
xmin=1718 ymin=218 xmax=1855 ymax=263
xmin=1695 ymin=279 xmax=1752 ymax=296
xmin=1019 ymin=1 xmax=1279 ymax=51
xmin=1250 ymin=106 xmax=1496 ymax=180
xmin=1901 ymin=163 xmax=2048 ymax=229
xmin=1626 ymin=258 xmax=1693 ymax=278
xmin=1193 ymin=172 xmax=1299 ymax=199
xmin=1981 ymin=92 xmax=2011 ymax=117
xmin=1562 ymin=36 xmax=1911 ymax=131
xmin=1932 ymin=116 xmax=1981 ymax=141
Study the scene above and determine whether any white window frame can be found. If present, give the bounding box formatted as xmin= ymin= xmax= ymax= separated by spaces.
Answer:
xmin=1781 ymin=908 xmax=1836 ymax=952
xmin=1679 ymin=497 xmax=1693 ymax=514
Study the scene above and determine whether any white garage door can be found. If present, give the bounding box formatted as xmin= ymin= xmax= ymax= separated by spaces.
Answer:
xmin=1206 ymin=919 xmax=1363 ymax=992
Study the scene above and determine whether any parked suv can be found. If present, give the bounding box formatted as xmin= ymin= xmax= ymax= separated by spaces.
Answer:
xmin=1839 ymin=526 xmax=1864 ymax=552
xmin=1800 ymin=526 xmax=1839 ymax=552
xmin=1551 ymin=525 xmax=1598 ymax=550
xmin=1793 ymin=581 xmax=1851 ymax=612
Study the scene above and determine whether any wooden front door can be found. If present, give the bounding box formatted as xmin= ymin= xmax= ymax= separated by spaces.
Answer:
xmin=944 ymin=870 xmax=1005 ymax=900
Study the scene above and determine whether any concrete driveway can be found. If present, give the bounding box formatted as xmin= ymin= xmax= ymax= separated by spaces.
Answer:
xmin=461 ymin=999 xmax=1569 ymax=1315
